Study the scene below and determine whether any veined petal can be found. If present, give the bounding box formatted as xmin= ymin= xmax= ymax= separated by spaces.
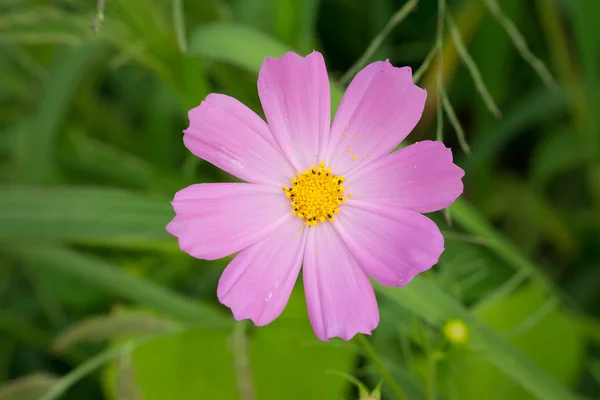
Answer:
xmin=324 ymin=61 xmax=426 ymax=176
xmin=303 ymin=223 xmax=379 ymax=341
xmin=218 ymin=218 xmax=306 ymax=326
xmin=184 ymin=93 xmax=295 ymax=186
xmin=166 ymin=183 xmax=289 ymax=260
xmin=258 ymin=51 xmax=331 ymax=171
xmin=346 ymin=141 xmax=464 ymax=213
xmin=334 ymin=205 xmax=444 ymax=287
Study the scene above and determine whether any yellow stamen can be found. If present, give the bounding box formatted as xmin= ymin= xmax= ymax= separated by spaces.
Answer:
xmin=283 ymin=161 xmax=346 ymax=226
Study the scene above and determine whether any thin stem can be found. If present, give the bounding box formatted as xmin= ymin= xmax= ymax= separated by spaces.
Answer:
xmin=426 ymin=355 xmax=438 ymax=400
xmin=435 ymin=0 xmax=446 ymax=142
xmin=441 ymin=230 xmax=488 ymax=246
xmin=340 ymin=0 xmax=419 ymax=84
xmin=93 ymin=0 xmax=105 ymax=33
xmin=39 ymin=334 xmax=169 ymax=400
xmin=440 ymin=84 xmax=471 ymax=154
xmin=172 ymin=0 xmax=188 ymax=53
xmin=446 ymin=11 xmax=501 ymax=118
xmin=473 ymin=270 xmax=529 ymax=313
xmin=231 ymin=321 xmax=255 ymax=400
xmin=356 ymin=334 xmax=408 ymax=400
xmin=39 ymin=344 xmax=130 ymax=400
xmin=413 ymin=43 xmax=439 ymax=84
xmin=482 ymin=0 xmax=558 ymax=92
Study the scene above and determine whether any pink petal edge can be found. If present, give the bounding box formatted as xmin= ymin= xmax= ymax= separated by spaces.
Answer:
xmin=334 ymin=205 xmax=444 ymax=287
xmin=325 ymin=60 xmax=426 ymax=176
xmin=303 ymin=223 xmax=379 ymax=341
xmin=258 ymin=51 xmax=331 ymax=171
xmin=184 ymin=93 xmax=295 ymax=186
xmin=166 ymin=183 xmax=289 ymax=260
xmin=346 ymin=141 xmax=464 ymax=213
xmin=217 ymin=217 xmax=307 ymax=326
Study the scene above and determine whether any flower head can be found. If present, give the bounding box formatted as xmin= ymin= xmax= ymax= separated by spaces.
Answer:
xmin=167 ymin=51 xmax=464 ymax=341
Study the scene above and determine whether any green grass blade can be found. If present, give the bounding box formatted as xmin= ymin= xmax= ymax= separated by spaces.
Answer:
xmin=188 ymin=23 xmax=344 ymax=111
xmin=52 ymin=311 xmax=180 ymax=353
xmin=482 ymin=0 xmax=558 ymax=92
xmin=340 ymin=0 xmax=419 ymax=84
xmin=449 ymin=199 xmax=564 ymax=301
xmin=189 ymin=23 xmax=290 ymax=76
xmin=6 ymin=244 xmax=231 ymax=328
xmin=446 ymin=11 xmax=501 ymax=118
xmin=440 ymin=84 xmax=471 ymax=154
xmin=39 ymin=339 xmax=153 ymax=400
xmin=356 ymin=335 xmax=408 ymax=400
xmin=413 ymin=43 xmax=438 ymax=84
xmin=172 ymin=0 xmax=187 ymax=53
xmin=0 ymin=187 xmax=174 ymax=250
xmin=0 ymin=373 xmax=58 ymax=400
xmin=464 ymin=88 xmax=565 ymax=175
xmin=12 ymin=43 xmax=107 ymax=183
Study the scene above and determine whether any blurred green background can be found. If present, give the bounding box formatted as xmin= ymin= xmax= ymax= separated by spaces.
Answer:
xmin=1 ymin=0 xmax=599 ymax=399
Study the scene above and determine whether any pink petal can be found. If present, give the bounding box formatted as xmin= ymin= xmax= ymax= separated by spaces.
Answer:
xmin=184 ymin=93 xmax=295 ymax=186
xmin=346 ymin=141 xmax=464 ymax=213
xmin=324 ymin=61 xmax=426 ymax=176
xmin=334 ymin=205 xmax=444 ymax=287
xmin=166 ymin=183 xmax=290 ymax=260
xmin=258 ymin=51 xmax=330 ymax=171
xmin=217 ymin=218 xmax=306 ymax=326
xmin=303 ymin=223 xmax=379 ymax=341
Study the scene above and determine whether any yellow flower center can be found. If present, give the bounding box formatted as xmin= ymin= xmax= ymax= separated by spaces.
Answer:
xmin=283 ymin=161 xmax=346 ymax=226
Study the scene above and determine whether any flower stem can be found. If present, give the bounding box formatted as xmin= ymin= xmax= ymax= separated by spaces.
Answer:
xmin=356 ymin=334 xmax=408 ymax=400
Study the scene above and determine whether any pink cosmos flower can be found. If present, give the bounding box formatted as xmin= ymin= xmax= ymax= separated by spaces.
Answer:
xmin=167 ymin=51 xmax=464 ymax=341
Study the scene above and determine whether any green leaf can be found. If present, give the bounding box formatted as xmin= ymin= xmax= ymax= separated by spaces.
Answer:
xmin=104 ymin=329 xmax=238 ymax=400
xmin=63 ymin=133 xmax=180 ymax=193
xmin=188 ymin=23 xmax=343 ymax=112
xmin=463 ymin=88 xmax=566 ymax=198
xmin=273 ymin=0 xmax=319 ymax=52
xmin=250 ymin=291 xmax=355 ymax=400
xmin=450 ymin=285 xmax=585 ymax=400
xmin=571 ymin=0 xmax=600 ymax=131
xmin=103 ymin=291 xmax=355 ymax=400
xmin=530 ymin=129 xmax=589 ymax=188
xmin=449 ymin=198 xmax=562 ymax=296
xmin=7 ymin=244 xmax=230 ymax=328
xmin=0 ymin=7 xmax=91 ymax=46
xmin=0 ymin=186 xmax=174 ymax=249
xmin=189 ymin=23 xmax=290 ymax=76
xmin=482 ymin=176 xmax=578 ymax=257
